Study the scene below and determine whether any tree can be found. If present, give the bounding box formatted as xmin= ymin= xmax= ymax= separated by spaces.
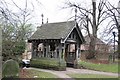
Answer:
xmin=65 ymin=0 xmax=109 ymax=59
xmin=104 ymin=0 xmax=120 ymax=59
xmin=1 ymin=24 xmax=33 ymax=61
xmin=0 ymin=0 xmax=34 ymax=61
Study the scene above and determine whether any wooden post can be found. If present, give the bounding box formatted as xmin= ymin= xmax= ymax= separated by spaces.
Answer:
xmin=55 ymin=44 xmax=58 ymax=58
xmin=77 ymin=43 xmax=80 ymax=60
xmin=31 ymin=42 xmax=34 ymax=58
xmin=74 ymin=43 xmax=80 ymax=68
xmin=59 ymin=43 xmax=62 ymax=60
xmin=43 ymin=43 xmax=46 ymax=57
xmin=46 ymin=43 xmax=49 ymax=57
xmin=32 ymin=42 xmax=36 ymax=58
xmin=62 ymin=43 xmax=65 ymax=60
xmin=76 ymin=44 xmax=78 ymax=62
xmin=76 ymin=34 xmax=81 ymax=61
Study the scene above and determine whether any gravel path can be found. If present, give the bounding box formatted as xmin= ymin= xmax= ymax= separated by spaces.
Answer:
xmin=28 ymin=67 xmax=118 ymax=79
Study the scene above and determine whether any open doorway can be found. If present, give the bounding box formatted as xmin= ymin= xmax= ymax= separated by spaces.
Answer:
xmin=65 ymin=43 xmax=76 ymax=67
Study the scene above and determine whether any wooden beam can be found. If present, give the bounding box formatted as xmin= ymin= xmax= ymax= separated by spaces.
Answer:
xmin=46 ymin=43 xmax=49 ymax=57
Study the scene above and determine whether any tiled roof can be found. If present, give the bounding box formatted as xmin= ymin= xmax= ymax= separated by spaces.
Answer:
xmin=84 ymin=35 xmax=105 ymax=44
xmin=29 ymin=21 xmax=75 ymax=40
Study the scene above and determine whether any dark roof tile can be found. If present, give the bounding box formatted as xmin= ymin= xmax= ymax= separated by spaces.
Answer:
xmin=29 ymin=21 xmax=75 ymax=40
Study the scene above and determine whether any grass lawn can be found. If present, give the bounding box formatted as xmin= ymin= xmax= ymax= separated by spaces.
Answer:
xmin=27 ymin=69 xmax=58 ymax=78
xmin=68 ymin=74 xmax=119 ymax=80
xmin=79 ymin=61 xmax=119 ymax=73
xmin=19 ymin=69 xmax=61 ymax=80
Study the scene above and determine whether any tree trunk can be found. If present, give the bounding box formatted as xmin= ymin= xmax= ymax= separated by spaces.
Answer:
xmin=86 ymin=1 xmax=97 ymax=59
xmin=86 ymin=34 xmax=97 ymax=59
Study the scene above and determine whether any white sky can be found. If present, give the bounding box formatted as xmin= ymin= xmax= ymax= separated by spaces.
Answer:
xmin=5 ymin=0 xmax=119 ymax=25
xmin=35 ymin=0 xmax=119 ymax=24
xmin=1 ymin=0 xmax=119 ymax=43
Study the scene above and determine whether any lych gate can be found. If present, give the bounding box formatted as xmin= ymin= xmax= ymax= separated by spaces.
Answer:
xmin=28 ymin=21 xmax=85 ymax=67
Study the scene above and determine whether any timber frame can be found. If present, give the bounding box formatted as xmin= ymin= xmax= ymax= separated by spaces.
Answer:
xmin=28 ymin=21 xmax=85 ymax=68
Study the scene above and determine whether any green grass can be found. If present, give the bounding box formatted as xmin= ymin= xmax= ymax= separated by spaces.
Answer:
xmin=68 ymin=74 xmax=117 ymax=78
xmin=79 ymin=61 xmax=119 ymax=73
xmin=26 ymin=69 xmax=59 ymax=78
xmin=21 ymin=69 xmax=63 ymax=80
xmin=68 ymin=74 xmax=119 ymax=80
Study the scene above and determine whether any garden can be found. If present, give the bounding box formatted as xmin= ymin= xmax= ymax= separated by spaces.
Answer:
xmin=2 ymin=58 xmax=119 ymax=80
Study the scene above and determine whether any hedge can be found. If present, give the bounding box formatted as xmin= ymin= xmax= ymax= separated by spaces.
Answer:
xmin=30 ymin=58 xmax=66 ymax=71
xmin=2 ymin=59 xmax=19 ymax=78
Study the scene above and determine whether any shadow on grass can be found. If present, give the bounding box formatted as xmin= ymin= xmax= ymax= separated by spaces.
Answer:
xmin=1 ymin=78 xmax=120 ymax=80
xmin=74 ymin=78 xmax=119 ymax=80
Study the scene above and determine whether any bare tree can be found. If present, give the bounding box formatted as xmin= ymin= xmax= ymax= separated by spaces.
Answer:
xmin=104 ymin=0 xmax=120 ymax=60
xmin=65 ymin=0 xmax=109 ymax=59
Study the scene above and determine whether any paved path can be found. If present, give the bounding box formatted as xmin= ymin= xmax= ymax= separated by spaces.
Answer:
xmin=28 ymin=67 xmax=118 ymax=79
xmin=28 ymin=67 xmax=75 ymax=80
xmin=65 ymin=68 xmax=119 ymax=77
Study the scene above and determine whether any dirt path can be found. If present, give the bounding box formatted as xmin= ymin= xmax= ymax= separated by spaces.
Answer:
xmin=28 ymin=67 xmax=118 ymax=79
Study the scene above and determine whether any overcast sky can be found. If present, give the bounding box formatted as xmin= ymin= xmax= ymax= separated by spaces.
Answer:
xmin=2 ymin=0 xmax=119 ymax=42
xmin=34 ymin=0 xmax=119 ymax=25
xmin=35 ymin=0 xmax=119 ymax=24
xmin=5 ymin=0 xmax=119 ymax=25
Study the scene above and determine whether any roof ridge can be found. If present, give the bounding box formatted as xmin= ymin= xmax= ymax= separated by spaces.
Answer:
xmin=42 ymin=20 xmax=74 ymax=25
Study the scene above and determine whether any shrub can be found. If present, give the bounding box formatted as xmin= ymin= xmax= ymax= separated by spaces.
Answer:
xmin=30 ymin=58 xmax=66 ymax=71
xmin=2 ymin=59 xmax=19 ymax=78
